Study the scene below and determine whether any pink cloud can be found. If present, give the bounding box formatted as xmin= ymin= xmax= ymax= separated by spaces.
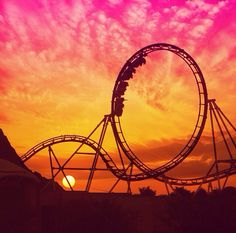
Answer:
xmin=108 ymin=0 xmax=123 ymax=6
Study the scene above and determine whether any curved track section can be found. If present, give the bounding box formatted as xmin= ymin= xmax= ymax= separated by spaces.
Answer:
xmin=111 ymin=43 xmax=208 ymax=176
xmin=22 ymin=135 xmax=147 ymax=181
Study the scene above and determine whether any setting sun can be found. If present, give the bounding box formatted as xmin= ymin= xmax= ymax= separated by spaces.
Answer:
xmin=62 ymin=175 xmax=76 ymax=189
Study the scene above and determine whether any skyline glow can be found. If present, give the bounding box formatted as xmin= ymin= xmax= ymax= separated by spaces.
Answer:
xmin=1 ymin=0 xmax=236 ymax=192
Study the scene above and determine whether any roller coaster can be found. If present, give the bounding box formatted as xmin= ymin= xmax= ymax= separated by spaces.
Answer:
xmin=21 ymin=43 xmax=236 ymax=193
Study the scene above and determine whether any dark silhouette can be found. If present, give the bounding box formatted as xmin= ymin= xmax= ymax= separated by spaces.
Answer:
xmin=171 ymin=187 xmax=192 ymax=198
xmin=139 ymin=186 xmax=156 ymax=196
xmin=38 ymin=188 xmax=236 ymax=233
xmin=0 ymin=158 xmax=40 ymax=233
xmin=0 ymin=128 xmax=27 ymax=168
xmin=0 ymin=128 xmax=62 ymax=191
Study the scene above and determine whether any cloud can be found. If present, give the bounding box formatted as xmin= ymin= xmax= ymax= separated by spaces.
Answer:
xmin=126 ymin=130 xmax=236 ymax=178
xmin=123 ymin=0 xmax=151 ymax=27
xmin=108 ymin=0 xmax=123 ymax=6
xmin=166 ymin=158 xmax=212 ymax=178
xmin=186 ymin=0 xmax=228 ymax=16
xmin=128 ymin=137 xmax=210 ymax=164
xmin=189 ymin=18 xmax=213 ymax=38
xmin=160 ymin=0 xmax=229 ymax=46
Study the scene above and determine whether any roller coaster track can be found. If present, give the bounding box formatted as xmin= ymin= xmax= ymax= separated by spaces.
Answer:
xmin=111 ymin=43 xmax=208 ymax=177
xmin=21 ymin=43 xmax=236 ymax=192
xmin=21 ymin=134 xmax=148 ymax=181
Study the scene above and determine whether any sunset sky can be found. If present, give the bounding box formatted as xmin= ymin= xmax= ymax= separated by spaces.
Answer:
xmin=1 ymin=0 xmax=236 ymax=193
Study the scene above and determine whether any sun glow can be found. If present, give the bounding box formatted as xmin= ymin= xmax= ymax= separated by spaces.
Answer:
xmin=62 ymin=175 xmax=76 ymax=188
xmin=1 ymin=0 xmax=235 ymax=193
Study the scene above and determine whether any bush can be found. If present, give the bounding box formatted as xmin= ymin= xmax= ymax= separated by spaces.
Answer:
xmin=171 ymin=187 xmax=192 ymax=198
xmin=139 ymin=186 xmax=156 ymax=196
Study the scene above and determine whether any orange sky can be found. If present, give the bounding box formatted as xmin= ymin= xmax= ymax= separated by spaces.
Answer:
xmin=1 ymin=0 xmax=236 ymax=193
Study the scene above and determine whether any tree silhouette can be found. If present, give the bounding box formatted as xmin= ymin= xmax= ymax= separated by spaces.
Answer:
xmin=139 ymin=186 xmax=156 ymax=196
